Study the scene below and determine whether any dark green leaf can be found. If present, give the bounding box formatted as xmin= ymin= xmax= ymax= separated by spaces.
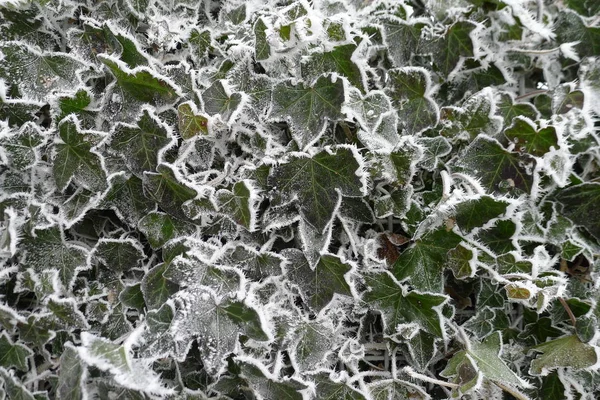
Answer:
xmin=93 ymin=238 xmax=144 ymax=272
xmin=0 ymin=333 xmax=32 ymax=372
xmin=364 ymin=271 xmax=446 ymax=337
xmin=270 ymin=74 xmax=345 ymax=148
xmin=504 ymin=117 xmax=558 ymax=156
xmin=530 ymin=335 xmax=598 ymax=376
xmin=101 ymin=173 xmax=156 ymax=226
xmin=477 ymin=220 xmax=517 ymax=255
xmin=56 ymin=344 xmax=87 ymax=400
xmin=269 ymin=147 xmax=365 ymax=233
xmin=434 ymin=21 xmax=476 ymax=77
xmin=254 ymin=18 xmax=270 ymax=61
xmin=216 ymin=181 xmax=256 ymax=230
xmin=177 ymin=102 xmax=208 ymax=139
xmin=143 ymin=164 xmax=198 ymax=220
xmin=454 ymin=196 xmax=509 ymax=232
xmin=141 ymin=262 xmax=180 ymax=309
xmin=302 ymin=44 xmax=365 ymax=92
xmin=392 ymin=228 xmax=462 ymax=292
xmin=555 ymin=183 xmax=600 ymax=241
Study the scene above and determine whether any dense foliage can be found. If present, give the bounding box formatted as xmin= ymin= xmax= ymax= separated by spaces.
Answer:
xmin=1 ymin=0 xmax=600 ymax=398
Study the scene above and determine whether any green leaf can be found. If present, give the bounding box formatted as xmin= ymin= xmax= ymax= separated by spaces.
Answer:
xmin=138 ymin=211 xmax=195 ymax=249
xmin=380 ymin=16 xmax=428 ymax=67
xmin=53 ymin=117 xmax=107 ymax=192
xmin=254 ymin=18 xmax=270 ymax=61
xmin=311 ymin=372 xmax=368 ymax=400
xmin=110 ymin=109 xmax=173 ymax=177
xmin=141 ymin=262 xmax=180 ymax=309
xmin=504 ymin=117 xmax=558 ymax=157
xmin=57 ymin=90 xmax=96 ymax=129
xmin=540 ymin=372 xmax=566 ymax=400
xmin=301 ymin=44 xmax=365 ymax=92
xmin=497 ymin=92 xmax=539 ymax=127
xmin=451 ymin=135 xmax=536 ymax=196
xmin=20 ymin=227 xmax=89 ymax=288
xmin=392 ymin=228 xmax=462 ymax=292
xmin=477 ymin=220 xmax=517 ymax=255
xmin=0 ymin=42 xmax=89 ymax=99
xmin=99 ymin=55 xmax=179 ymax=104
xmin=440 ymin=90 xmax=502 ymax=140
xmin=56 ymin=344 xmax=87 ymax=400
xmin=417 ymin=136 xmax=452 ymax=171
xmin=143 ymin=164 xmax=198 ymax=221
xmin=216 ymin=181 xmax=256 ymax=230
xmin=93 ymin=238 xmax=144 ymax=272
xmin=530 ymin=335 xmax=598 ymax=376
xmin=0 ymin=333 xmax=32 ymax=372
xmin=454 ymin=196 xmax=509 ymax=232
xmin=565 ymin=0 xmax=600 ymax=17
xmin=177 ymin=102 xmax=208 ymax=139
xmin=287 ymin=319 xmax=337 ymax=372
xmin=101 ymin=173 xmax=156 ymax=226
xmin=447 ymin=244 xmax=475 ymax=280
xmin=388 ymin=68 xmax=438 ymax=135
xmin=0 ymin=122 xmax=45 ymax=170
xmin=442 ymin=332 xmax=530 ymax=390
xmin=434 ymin=21 xmax=476 ymax=77
xmin=238 ymin=359 xmax=307 ymax=400
xmin=0 ymin=368 xmax=35 ymax=400
xmin=202 ymin=80 xmax=242 ymax=121
xmin=270 ymin=74 xmax=345 ymax=148
xmin=47 ymin=297 xmax=90 ymax=330
xmin=224 ymin=244 xmax=284 ymax=281
xmin=363 ymin=271 xmax=446 ymax=337
xmin=408 ymin=331 xmax=436 ymax=371
xmin=555 ymin=11 xmax=600 ymax=58
xmin=555 ymin=183 xmax=600 ymax=241
xmin=287 ymin=250 xmax=354 ymax=312
xmin=269 ymin=147 xmax=365 ymax=233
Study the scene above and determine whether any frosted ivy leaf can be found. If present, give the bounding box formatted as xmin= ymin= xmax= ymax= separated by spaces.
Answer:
xmin=228 ymin=65 xmax=273 ymax=119
xmin=54 ymin=187 xmax=104 ymax=227
xmin=53 ymin=117 xmax=107 ymax=193
xmin=344 ymin=88 xmax=392 ymax=133
xmin=363 ymin=271 xmax=447 ymax=337
xmin=380 ymin=16 xmax=429 ymax=67
xmin=286 ymin=318 xmax=339 ymax=372
xmin=163 ymin=256 xmax=242 ymax=297
xmin=433 ymin=21 xmax=477 ymax=78
xmin=56 ymin=343 xmax=88 ymax=400
xmin=78 ymin=332 xmax=174 ymax=396
xmin=201 ymin=80 xmax=244 ymax=123
xmin=170 ymin=290 xmax=268 ymax=374
xmin=109 ymin=108 xmax=175 ymax=177
xmin=441 ymin=332 xmax=532 ymax=396
xmin=555 ymin=183 xmax=600 ymax=241
xmin=450 ymin=135 xmax=536 ymax=196
xmin=297 ymin=217 xmax=333 ymax=268
xmin=0 ymin=367 xmax=36 ymax=400
xmin=268 ymin=146 xmax=366 ymax=234
xmin=269 ymin=74 xmax=345 ymax=148
xmin=368 ymin=378 xmax=429 ymax=400
xmin=285 ymin=249 xmax=355 ymax=312
xmin=388 ymin=67 xmax=439 ymax=135
xmin=138 ymin=211 xmax=195 ymax=249
xmin=19 ymin=227 xmax=89 ymax=289
xmin=101 ymin=173 xmax=156 ymax=227
xmin=237 ymin=357 xmax=308 ymax=400
xmin=143 ymin=164 xmax=198 ymax=221
xmin=215 ymin=180 xmax=257 ymax=231
xmin=417 ymin=136 xmax=452 ymax=171
xmin=309 ymin=371 xmax=369 ymax=399
xmin=92 ymin=238 xmax=145 ymax=272
xmin=222 ymin=244 xmax=284 ymax=281
xmin=529 ymin=335 xmax=599 ymax=376
xmin=0 ymin=41 xmax=91 ymax=100
xmin=440 ymin=89 xmax=503 ymax=140
xmin=0 ymin=122 xmax=46 ymax=170
xmin=301 ymin=43 xmax=366 ymax=92
xmin=0 ymin=331 xmax=32 ymax=372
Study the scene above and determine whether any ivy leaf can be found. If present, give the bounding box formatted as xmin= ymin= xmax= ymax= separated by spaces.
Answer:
xmin=269 ymin=146 xmax=365 ymax=233
xmin=302 ymin=44 xmax=365 ymax=92
xmin=477 ymin=220 xmax=517 ymax=255
xmin=530 ymin=335 xmax=598 ymax=376
xmin=440 ymin=90 xmax=502 ymax=140
xmin=408 ymin=331 xmax=436 ymax=371
xmin=388 ymin=67 xmax=439 ymax=135
xmin=57 ymin=89 xmax=97 ymax=129
xmin=442 ymin=332 xmax=531 ymax=392
xmin=78 ymin=333 xmax=173 ymax=396
xmin=497 ymin=92 xmax=539 ymax=126
xmin=504 ymin=117 xmax=558 ymax=157
xmin=392 ymin=228 xmax=462 ymax=293
xmin=434 ymin=21 xmax=476 ymax=77
xmin=286 ymin=250 xmax=354 ymax=312
xmin=0 ymin=368 xmax=36 ymax=400
xmin=109 ymin=109 xmax=174 ymax=177
xmin=555 ymin=183 xmax=600 ymax=241
xmin=287 ymin=318 xmax=338 ymax=372
xmin=555 ymin=11 xmax=600 ymax=58
xmin=310 ymin=372 xmax=369 ymax=399
xmin=171 ymin=291 xmax=268 ymax=374
xmin=0 ymin=332 xmax=32 ymax=372
xmin=363 ymin=271 xmax=446 ymax=337
xmin=202 ymin=80 xmax=243 ymax=122
xmin=417 ymin=136 xmax=452 ymax=171
xmin=53 ymin=117 xmax=107 ymax=192
xmin=143 ymin=164 xmax=198 ymax=221
xmin=20 ymin=227 xmax=89 ymax=288
xmin=92 ymin=238 xmax=145 ymax=272
xmin=0 ymin=42 xmax=89 ymax=99
xmin=254 ymin=18 xmax=270 ymax=60
xmin=454 ymin=196 xmax=509 ymax=232
xmin=138 ymin=211 xmax=195 ymax=249
xmin=177 ymin=102 xmax=208 ymax=139
xmin=237 ymin=358 xmax=307 ymax=400
xmin=451 ymin=135 xmax=536 ymax=196
xmin=380 ymin=16 xmax=428 ymax=67
xmin=56 ymin=344 xmax=87 ymax=400
xmin=47 ymin=296 xmax=90 ymax=330
xmin=224 ymin=244 xmax=284 ymax=281
xmin=216 ymin=181 xmax=256 ymax=230
xmin=101 ymin=173 xmax=156 ymax=226
xmin=447 ymin=244 xmax=476 ymax=280
xmin=270 ymin=74 xmax=345 ymax=148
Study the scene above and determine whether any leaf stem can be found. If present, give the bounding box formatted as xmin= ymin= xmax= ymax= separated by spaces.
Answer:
xmin=402 ymin=366 xmax=459 ymax=389
xmin=494 ymin=381 xmax=532 ymax=400
xmin=559 ymin=297 xmax=577 ymax=327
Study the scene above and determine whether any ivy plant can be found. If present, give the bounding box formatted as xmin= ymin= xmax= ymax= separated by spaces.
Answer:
xmin=1 ymin=0 xmax=600 ymax=399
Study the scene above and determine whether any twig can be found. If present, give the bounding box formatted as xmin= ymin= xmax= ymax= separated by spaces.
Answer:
xmin=559 ymin=297 xmax=577 ymax=327
xmin=402 ymin=366 xmax=460 ymax=389
xmin=515 ymin=89 xmax=548 ymax=101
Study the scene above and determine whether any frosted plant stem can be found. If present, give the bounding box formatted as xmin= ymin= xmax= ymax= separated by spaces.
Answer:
xmin=495 ymin=381 xmax=532 ymax=400
xmin=536 ymin=0 xmax=544 ymax=22
xmin=559 ymin=297 xmax=578 ymax=327
xmin=402 ymin=366 xmax=459 ymax=389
